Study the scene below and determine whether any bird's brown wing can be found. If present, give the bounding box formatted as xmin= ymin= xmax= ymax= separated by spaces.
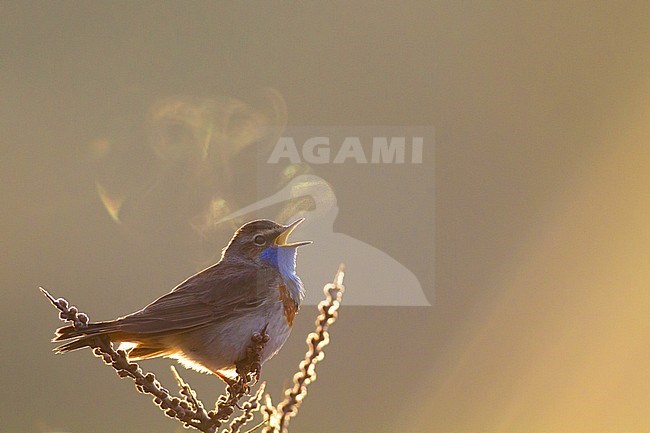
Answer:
xmin=109 ymin=261 xmax=279 ymax=336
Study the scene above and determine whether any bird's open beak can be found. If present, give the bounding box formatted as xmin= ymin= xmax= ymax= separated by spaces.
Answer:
xmin=274 ymin=218 xmax=312 ymax=247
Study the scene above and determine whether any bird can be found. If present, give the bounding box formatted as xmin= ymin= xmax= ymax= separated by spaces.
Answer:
xmin=52 ymin=218 xmax=311 ymax=383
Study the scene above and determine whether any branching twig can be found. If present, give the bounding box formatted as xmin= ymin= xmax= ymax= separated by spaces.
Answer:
xmin=227 ymin=383 xmax=266 ymax=433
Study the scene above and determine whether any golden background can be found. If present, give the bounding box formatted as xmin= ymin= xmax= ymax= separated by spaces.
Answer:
xmin=1 ymin=2 xmax=648 ymax=432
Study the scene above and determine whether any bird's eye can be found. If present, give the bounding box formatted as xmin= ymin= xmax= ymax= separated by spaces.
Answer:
xmin=253 ymin=234 xmax=266 ymax=246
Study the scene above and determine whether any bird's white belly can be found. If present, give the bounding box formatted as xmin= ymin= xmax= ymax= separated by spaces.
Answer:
xmin=169 ymin=301 xmax=292 ymax=374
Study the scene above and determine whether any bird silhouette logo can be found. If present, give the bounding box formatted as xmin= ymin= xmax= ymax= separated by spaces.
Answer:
xmin=219 ymin=175 xmax=431 ymax=306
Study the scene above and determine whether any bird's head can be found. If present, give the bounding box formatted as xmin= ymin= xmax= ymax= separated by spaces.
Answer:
xmin=222 ymin=219 xmax=311 ymax=271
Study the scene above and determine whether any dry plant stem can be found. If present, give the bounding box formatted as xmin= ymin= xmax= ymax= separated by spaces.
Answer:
xmin=227 ymin=384 xmax=266 ymax=433
xmin=41 ymin=265 xmax=345 ymax=433
xmin=40 ymin=287 xmax=266 ymax=433
xmin=263 ymin=265 xmax=345 ymax=433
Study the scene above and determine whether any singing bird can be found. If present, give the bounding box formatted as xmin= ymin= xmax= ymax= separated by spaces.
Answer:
xmin=53 ymin=219 xmax=311 ymax=382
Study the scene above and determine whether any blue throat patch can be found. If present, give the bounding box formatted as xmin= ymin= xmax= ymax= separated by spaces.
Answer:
xmin=260 ymin=245 xmax=304 ymax=303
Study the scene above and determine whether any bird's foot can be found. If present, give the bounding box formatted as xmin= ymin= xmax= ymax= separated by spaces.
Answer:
xmin=233 ymin=323 xmax=268 ymax=388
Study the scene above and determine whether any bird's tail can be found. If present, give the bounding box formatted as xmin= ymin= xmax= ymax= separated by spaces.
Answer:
xmin=53 ymin=321 xmax=121 ymax=353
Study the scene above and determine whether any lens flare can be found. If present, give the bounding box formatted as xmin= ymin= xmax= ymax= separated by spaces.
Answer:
xmin=95 ymin=181 xmax=124 ymax=223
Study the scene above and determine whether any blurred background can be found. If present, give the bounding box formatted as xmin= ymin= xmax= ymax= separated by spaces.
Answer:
xmin=1 ymin=2 xmax=648 ymax=432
